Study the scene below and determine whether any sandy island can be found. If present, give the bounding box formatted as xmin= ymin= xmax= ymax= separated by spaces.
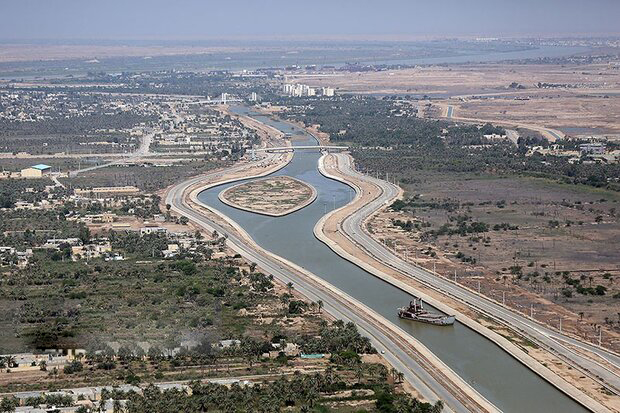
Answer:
xmin=219 ymin=175 xmax=317 ymax=217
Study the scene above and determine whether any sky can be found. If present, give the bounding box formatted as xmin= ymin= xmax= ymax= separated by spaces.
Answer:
xmin=1 ymin=0 xmax=619 ymax=41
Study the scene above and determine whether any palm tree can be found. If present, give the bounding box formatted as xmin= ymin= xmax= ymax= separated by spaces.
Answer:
xmin=356 ymin=365 xmax=364 ymax=384
xmin=432 ymin=400 xmax=445 ymax=413
xmin=5 ymin=355 xmax=16 ymax=368
xmin=113 ymin=399 xmax=124 ymax=413
xmin=286 ymin=282 xmax=294 ymax=295
xmin=391 ymin=367 xmax=398 ymax=383
xmin=317 ymin=300 xmax=323 ymax=314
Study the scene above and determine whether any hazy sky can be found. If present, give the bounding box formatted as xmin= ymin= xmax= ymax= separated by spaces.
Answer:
xmin=1 ymin=0 xmax=619 ymax=41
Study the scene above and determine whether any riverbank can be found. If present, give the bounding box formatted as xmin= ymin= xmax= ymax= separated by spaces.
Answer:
xmin=182 ymin=158 xmax=498 ymax=413
xmin=163 ymin=110 xmax=500 ymax=411
xmin=315 ymin=152 xmax=616 ymax=412
xmin=178 ymin=107 xmax=606 ymax=412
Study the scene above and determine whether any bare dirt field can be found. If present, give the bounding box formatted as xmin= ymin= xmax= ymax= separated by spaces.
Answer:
xmin=220 ymin=175 xmax=316 ymax=216
xmin=319 ymin=153 xmax=620 ymax=409
xmin=369 ymin=172 xmax=620 ymax=351
xmin=452 ymin=93 xmax=620 ymax=137
xmin=291 ymin=63 xmax=620 ymax=136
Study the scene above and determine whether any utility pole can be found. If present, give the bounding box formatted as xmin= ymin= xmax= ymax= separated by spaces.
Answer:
xmin=559 ymin=317 xmax=562 ymax=334
xmin=433 ymin=261 xmax=436 ymax=273
xmin=454 ymin=269 xmax=457 ymax=283
xmin=477 ymin=280 xmax=481 ymax=294
xmin=530 ymin=304 xmax=534 ymax=319
xmin=502 ymin=291 xmax=506 ymax=306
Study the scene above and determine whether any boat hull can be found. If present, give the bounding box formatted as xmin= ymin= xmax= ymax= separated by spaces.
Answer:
xmin=398 ymin=310 xmax=455 ymax=326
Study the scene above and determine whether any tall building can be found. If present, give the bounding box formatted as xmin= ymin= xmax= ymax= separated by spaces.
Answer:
xmin=322 ymin=87 xmax=335 ymax=97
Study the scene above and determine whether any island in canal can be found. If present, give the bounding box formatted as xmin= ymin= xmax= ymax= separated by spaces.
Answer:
xmin=219 ymin=176 xmax=317 ymax=216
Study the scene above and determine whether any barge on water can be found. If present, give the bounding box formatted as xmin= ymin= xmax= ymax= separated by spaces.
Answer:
xmin=398 ymin=297 xmax=455 ymax=326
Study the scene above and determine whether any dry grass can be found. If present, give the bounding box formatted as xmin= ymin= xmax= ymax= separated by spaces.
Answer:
xmin=370 ymin=173 xmax=620 ymax=351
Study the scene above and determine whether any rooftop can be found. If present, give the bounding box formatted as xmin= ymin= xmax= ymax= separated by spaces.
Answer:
xmin=31 ymin=164 xmax=51 ymax=170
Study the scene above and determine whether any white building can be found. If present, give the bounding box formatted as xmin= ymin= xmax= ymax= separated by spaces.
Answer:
xmin=322 ymin=87 xmax=335 ymax=97
xmin=580 ymin=142 xmax=606 ymax=155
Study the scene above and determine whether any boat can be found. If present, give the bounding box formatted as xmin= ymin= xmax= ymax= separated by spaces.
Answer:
xmin=398 ymin=297 xmax=455 ymax=326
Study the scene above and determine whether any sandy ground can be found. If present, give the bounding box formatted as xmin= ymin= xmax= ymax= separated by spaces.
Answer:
xmin=220 ymin=176 xmax=316 ymax=216
xmin=291 ymin=63 xmax=620 ymax=136
xmin=319 ymin=153 xmax=620 ymax=411
xmin=368 ymin=174 xmax=620 ymax=352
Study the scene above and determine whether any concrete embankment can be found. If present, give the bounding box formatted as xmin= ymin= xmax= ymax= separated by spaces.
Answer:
xmin=315 ymin=153 xmax=610 ymax=413
xmin=184 ymin=165 xmax=498 ymax=413
xmin=166 ymin=134 xmax=496 ymax=410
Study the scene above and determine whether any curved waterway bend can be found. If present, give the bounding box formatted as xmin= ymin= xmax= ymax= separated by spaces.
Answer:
xmin=198 ymin=108 xmax=588 ymax=413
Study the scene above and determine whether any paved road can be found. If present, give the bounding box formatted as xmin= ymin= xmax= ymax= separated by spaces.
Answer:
xmin=334 ymin=153 xmax=620 ymax=394
xmin=69 ymin=130 xmax=156 ymax=176
xmin=165 ymin=161 xmax=486 ymax=413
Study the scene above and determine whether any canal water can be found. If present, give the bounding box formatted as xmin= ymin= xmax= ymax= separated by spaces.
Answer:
xmin=197 ymin=107 xmax=588 ymax=413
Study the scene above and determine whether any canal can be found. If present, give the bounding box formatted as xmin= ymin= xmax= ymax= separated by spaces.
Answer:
xmin=197 ymin=107 xmax=588 ymax=413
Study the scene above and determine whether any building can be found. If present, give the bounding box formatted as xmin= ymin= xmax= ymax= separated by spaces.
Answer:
xmin=20 ymin=164 xmax=51 ymax=178
xmin=44 ymin=238 xmax=82 ymax=248
xmin=140 ymin=226 xmax=168 ymax=236
xmin=580 ymin=142 xmax=606 ymax=155
xmin=283 ymin=83 xmax=316 ymax=97
xmin=163 ymin=243 xmax=180 ymax=258
xmin=75 ymin=186 xmax=140 ymax=197
xmin=79 ymin=213 xmax=117 ymax=224
xmin=322 ymin=87 xmax=335 ymax=97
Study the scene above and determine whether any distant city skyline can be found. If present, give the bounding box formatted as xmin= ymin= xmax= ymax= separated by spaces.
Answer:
xmin=1 ymin=0 xmax=619 ymax=41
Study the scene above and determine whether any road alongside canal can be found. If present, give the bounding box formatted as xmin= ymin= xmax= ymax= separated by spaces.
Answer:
xmin=190 ymin=108 xmax=592 ymax=413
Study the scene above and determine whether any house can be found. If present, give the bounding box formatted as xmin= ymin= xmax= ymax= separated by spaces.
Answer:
xmin=74 ymin=186 xmax=139 ymax=197
xmin=217 ymin=339 xmax=241 ymax=349
xmin=44 ymin=238 xmax=82 ymax=248
xmin=140 ymin=226 xmax=168 ymax=236
xmin=20 ymin=164 xmax=52 ymax=179
xmin=580 ymin=142 xmax=606 ymax=155
xmin=163 ymin=244 xmax=180 ymax=258
xmin=80 ymin=213 xmax=117 ymax=224
xmin=104 ymin=253 xmax=125 ymax=261
xmin=71 ymin=242 xmax=112 ymax=261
